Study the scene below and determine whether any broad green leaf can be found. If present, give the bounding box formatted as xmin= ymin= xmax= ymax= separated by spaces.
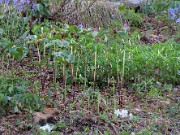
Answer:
xmin=55 ymin=122 xmax=67 ymax=128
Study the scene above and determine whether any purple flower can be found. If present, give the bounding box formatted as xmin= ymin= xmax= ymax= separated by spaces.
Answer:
xmin=173 ymin=7 xmax=180 ymax=12
xmin=0 ymin=0 xmax=28 ymax=4
xmin=168 ymin=8 xmax=176 ymax=19
xmin=77 ymin=24 xmax=83 ymax=29
xmin=0 ymin=0 xmax=10 ymax=3
xmin=0 ymin=0 xmax=30 ymax=11
xmin=168 ymin=7 xmax=180 ymax=23
xmin=111 ymin=14 xmax=116 ymax=18
xmin=176 ymin=18 xmax=180 ymax=23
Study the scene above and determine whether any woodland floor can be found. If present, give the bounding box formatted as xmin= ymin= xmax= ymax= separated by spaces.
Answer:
xmin=0 ymin=15 xmax=180 ymax=135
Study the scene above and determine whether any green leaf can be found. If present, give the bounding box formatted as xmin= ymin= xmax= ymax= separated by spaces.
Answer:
xmin=46 ymin=40 xmax=69 ymax=48
xmin=9 ymin=46 xmax=24 ymax=61
xmin=55 ymin=122 xmax=67 ymax=128
xmin=19 ymin=30 xmax=30 ymax=41
xmin=8 ymin=86 xmax=14 ymax=94
xmin=111 ymin=20 xmax=121 ymax=27
xmin=65 ymin=54 xmax=74 ymax=63
xmin=100 ymin=112 xmax=108 ymax=122
xmin=52 ymin=51 xmax=64 ymax=57
xmin=35 ymin=3 xmax=44 ymax=12
xmin=53 ymin=40 xmax=70 ymax=47
xmin=119 ymin=4 xmax=126 ymax=11
xmin=120 ymin=131 xmax=130 ymax=135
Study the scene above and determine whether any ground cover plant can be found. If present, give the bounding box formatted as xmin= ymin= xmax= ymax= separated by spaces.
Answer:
xmin=0 ymin=0 xmax=180 ymax=134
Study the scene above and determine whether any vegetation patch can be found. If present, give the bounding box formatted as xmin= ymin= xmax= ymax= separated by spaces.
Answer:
xmin=0 ymin=0 xmax=179 ymax=134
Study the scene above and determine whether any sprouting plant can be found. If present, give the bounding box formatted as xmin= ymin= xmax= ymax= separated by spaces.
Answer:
xmin=0 ymin=77 xmax=43 ymax=115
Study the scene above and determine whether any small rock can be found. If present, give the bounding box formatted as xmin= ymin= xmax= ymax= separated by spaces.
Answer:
xmin=43 ymin=108 xmax=59 ymax=115
xmin=33 ymin=108 xmax=59 ymax=125
xmin=126 ymin=0 xmax=151 ymax=8
xmin=110 ymin=0 xmax=152 ymax=9
xmin=33 ymin=112 xmax=52 ymax=125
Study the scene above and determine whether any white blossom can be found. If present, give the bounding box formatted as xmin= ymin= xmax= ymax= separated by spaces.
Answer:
xmin=39 ymin=124 xmax=54 ymax=132
xmin=114 ymin=109 xmax=133 ymax=119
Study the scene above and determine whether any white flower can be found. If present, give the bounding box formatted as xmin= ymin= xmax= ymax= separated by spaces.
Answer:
xmin=7 ymin=96 xmax=12 ymax=100
xmin=148 ymin=112 xmax=153 ymax=115
xmin=114 ymin=109 xmax=133 ymax=119
xmin=92 ymin=31 xmax=98 ymax=37
xmin=114 ymin=109 xmax=121 ymax=116
xmin=129 ymin=113 xmax=133 ymax=119
xmin=156 ymin=81 xmax=161 ymax=86
xmin=39 ymin=124 xmax=54 ymax=132
xmin=114 ymin=109 xmax=128 ymax=117
xmin=14 ymin=106 xmax=19 ymax=113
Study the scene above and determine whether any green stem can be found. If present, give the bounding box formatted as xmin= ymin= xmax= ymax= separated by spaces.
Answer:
xmin=94 ymin=45 xmax=97 ymax=90
xmin=84 ymin=57 xmax=87 ymax=89
xmin=121 ymin=50 xmax=126 ymax=87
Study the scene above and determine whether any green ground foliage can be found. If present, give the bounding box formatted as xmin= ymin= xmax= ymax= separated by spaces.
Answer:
xmin=0 ymin=0 xmax=179 ymax=134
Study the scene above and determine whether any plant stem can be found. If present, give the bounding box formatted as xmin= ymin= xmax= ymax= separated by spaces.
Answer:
xmin=94 ymin=45 xmax=97 ymax=90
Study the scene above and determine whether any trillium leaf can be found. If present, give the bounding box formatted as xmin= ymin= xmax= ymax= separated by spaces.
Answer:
xmin=35 ymin=3 xmax=44 ymax=12
xmin=9 ymin=46 xmax=25 ymax=61
xmin=52 ymin=51 xmax=64 ymax=57
xmin=0 ymin=38 xmax=11 ymax=49
xmin=19 ymin=30 xmax=30 ymax=41
xmin=46 ymin=40 xmax=70 ymax=48
xmin=45 ymin=42 xmax=53 ymax=47
xmin=52 ymin=39 xmax=69 ymax=47
xmin=27 ymin=35 xmax=37 ymax=40
xmin=65 ymin=54 xmax=74 ymax=63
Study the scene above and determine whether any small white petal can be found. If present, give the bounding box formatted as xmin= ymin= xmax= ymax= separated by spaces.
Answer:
xmin=114 ymin=109 xmax=120 ymax=116
xmin=148 ymin=112 xmax=153 ymax=115
xmin=14 ymin=106 xmax=19 ymax=113
xmin=129 ymin=113 xmax=133 ymax=119
xmin=39 ymin=124 xmax=54 ymax=132
xmin=7 ymin=96 xmax=12 ymax=100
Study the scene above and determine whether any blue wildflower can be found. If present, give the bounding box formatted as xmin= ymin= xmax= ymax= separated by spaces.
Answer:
xmin=173 ymin=6 xmax=180 ymax=12
xmin=168 ymin=8 xmax=176 ymax=19
xmin=176 ymin=18 xmax=180 ymax=23
xmin=168 ymin=6 xmax=180 ymax=23
xmin=77 ymin=24 xmax=83 ymax=29
xmin=0 ymin=0 xmax=30 ymax=10
xmin=0 ymin=0 xmax=10 ymax=3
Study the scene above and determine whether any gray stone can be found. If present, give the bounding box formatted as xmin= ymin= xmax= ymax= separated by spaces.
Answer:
xmin=126 ymin=0 xmax=151 ymax=8
xmin=108 ymin=0 xmax=151 ymax=8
